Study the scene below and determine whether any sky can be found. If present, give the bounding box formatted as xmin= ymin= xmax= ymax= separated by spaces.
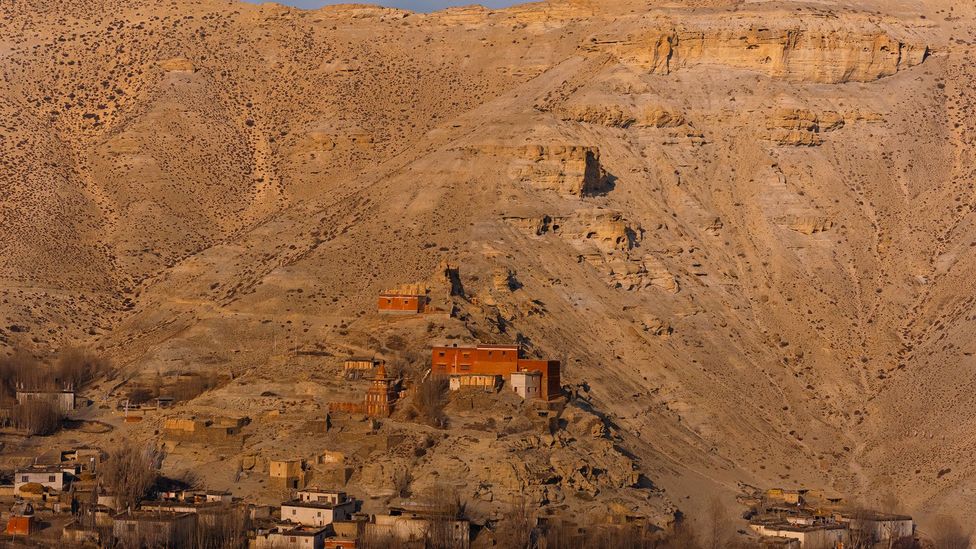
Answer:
xmin=244 ymin=0 xmax=522 ymax=11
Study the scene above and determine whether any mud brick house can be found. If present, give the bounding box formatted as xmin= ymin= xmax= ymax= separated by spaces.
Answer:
xmin=431 ymin=344 xmax=561 ymax=400
xmin=271 ymin=459 xmax=307 ymax=491
xmin=112 ymin=511 xmax=196 ymax=547
xmin=378 ymin=283 xmax=429 ymax=314
xmin=297 ymin=488 xmax=348 ymax=506
xmin=163 ymin=416 xmax=249 ymax=447
xmin=15 ymin=388 xmax=76 ymax=414
xmin=253 ymin=525 xmax=331 ymax=549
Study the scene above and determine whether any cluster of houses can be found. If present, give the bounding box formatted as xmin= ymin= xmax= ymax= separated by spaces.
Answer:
xmin=0 ymin=441 xmax=470 ymax=548
xmin=744 ymin=488 xmax=914 ymax=548
xmin=1 ymin=447 xmax=104 ymax=537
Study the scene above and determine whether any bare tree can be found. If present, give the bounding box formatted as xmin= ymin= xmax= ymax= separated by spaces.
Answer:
xmin=702 ymin=496 xmax=733 ymax=549
xmin=846 ymin=508 xmax=875 ymax=549
xmin=194 ymin=504 xmax=251 ymax=549
xmin=100 ymin=445 xmax=160 ymax=510
xmin=930 ymin=515 xmax=971 ymax=549
xmin=11 ymin=399 xmax=62 ymax=435
xmin=493 ymin=497 xmax=534 ymax=549
xmin=423 ymin=484 xmax=468 ymax=549
xmin=412 ymin=376 xmax=449 ymax=428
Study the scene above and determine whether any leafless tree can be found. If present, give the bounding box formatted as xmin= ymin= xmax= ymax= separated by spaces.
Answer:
xmin=846 ymin=508 xmax=875 ymax=549
xmin=929 ymin=515 xmax=971 ymax=549
xmin=11 ymin=399 xmax=62 ymax=435
xmin=413 ymin=376 xmax=449 ymax=428
xmin=100 ymin=445 xmax=160 ymax=510
xmin=702 ymin=496 xmax=733 ymax=549
xmin=194 ymin=504 xmax=251 ymax=549
xmin=423 ymin=484 xmax=468 ymax=549
xmin=493 ymin=497 xmax=534 ymax=549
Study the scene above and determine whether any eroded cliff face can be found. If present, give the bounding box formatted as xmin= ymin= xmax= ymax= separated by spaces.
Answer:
xmin=592 ymin=22 xmax=927 ymax=83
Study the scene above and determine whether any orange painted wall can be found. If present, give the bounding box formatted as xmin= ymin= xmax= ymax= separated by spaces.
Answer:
xmin=431 ymin=346 xmax=562 ymax=400
xmin=378 ymin=295 xmax=422 ymax=313
xmin=432 ymin=346 xmax=518 ymax=377
xmin=6 ymin=516 xmax=33 ymax=536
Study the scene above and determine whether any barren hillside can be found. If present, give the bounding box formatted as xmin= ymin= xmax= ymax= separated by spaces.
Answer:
xmin=2 ymin=0 xmax=976 ymax=533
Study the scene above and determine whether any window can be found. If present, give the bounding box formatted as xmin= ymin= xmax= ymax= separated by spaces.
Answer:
xmin=403 ymin=299 xmax=410 ymax=305
xmin=21 ymin=476 xmax=28 ymax=482
xmin=48 ymin=475 xmax=56 ymax=482
xmin=292 ymin=509 xmax=297 ymax=515
xmin=438 ymin=352 xmax=445 ymax=357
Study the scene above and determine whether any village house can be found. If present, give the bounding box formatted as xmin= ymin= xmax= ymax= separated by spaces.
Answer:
xmin=377 ymin=283 xmax=429 ymax=314
xmin=749 ymin=521 xmax=847 ymax=549
xmin=837 ymin=511 xmax=914 ymax=544
xmin=15 ymin=387 xmax=76 ymax=414
xmin=368 ymin=509 xmax=470 ymax=549
xmin=163 ymin=416 xmax=249 ymax=447
xmin=296 ymin=488 xmax=348 ymax=506
xmin=431 ymin=344 xmax=562 ymax=400
xmin=112 ymin=511 xmax=197 ymax=548
xmin=281 ymin=498 xmax=356 ymax=527
xmin=15 ymin=466 xmax=67 ymax=493
xmin=252 ymin=525 xmax=330 ymax=549
xmin=271 ymin=459 xmax=307 ymax=491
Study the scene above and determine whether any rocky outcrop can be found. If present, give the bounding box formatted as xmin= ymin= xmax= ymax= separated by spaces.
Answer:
xmin=786 ymin=215 xmax=834 ymax=235
xmin=767 ymin=108 xmax=845 ymax=146
xmin=469 ymin=144 xmax=611 ymax=196
xmin=557 ymin=103 xmax=686 ymax=129
xmin=158 ymin=57 xmax=195 ymax=73
xmin=591 ymin=24 xmax=927 ymax=83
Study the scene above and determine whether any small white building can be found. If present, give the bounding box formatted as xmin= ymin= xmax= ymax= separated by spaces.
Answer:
xmin=15 ymin=467 xmax=66 ymax=493
xmin=839 ymin=512 xmax=914 ymax=543
xmin=204 ymin=490 xmax=233 ymax=503
xmin=510 ymin=371 xmax=542 ymax=400
xmin=296 ymin=488 xmax=347 ymax=506
xmin=281 ymin=499 xmax=355 ymax=527
xmin=749 ymin=522 xmax=847 ymax=549
xmin=252 ymin=525 xmax=329 ymax=549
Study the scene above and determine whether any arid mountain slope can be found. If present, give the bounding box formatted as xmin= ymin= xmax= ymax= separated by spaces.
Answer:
xmin=2 ymin=0 xmax=976 ymax=531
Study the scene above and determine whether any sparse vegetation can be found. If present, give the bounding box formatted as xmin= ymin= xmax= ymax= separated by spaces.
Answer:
xmin=100 ymin=445 xmax=160 ymax=511
xmin=412 ymin=376 xmax=449 ymax=428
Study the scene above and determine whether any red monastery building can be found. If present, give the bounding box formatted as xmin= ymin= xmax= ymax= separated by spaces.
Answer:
xmin=431 ymin=344 xmax=561 ymax=401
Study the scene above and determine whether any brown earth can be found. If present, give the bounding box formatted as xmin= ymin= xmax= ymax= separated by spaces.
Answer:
xmin=1 ymin=0 xmax=976 ymax=535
